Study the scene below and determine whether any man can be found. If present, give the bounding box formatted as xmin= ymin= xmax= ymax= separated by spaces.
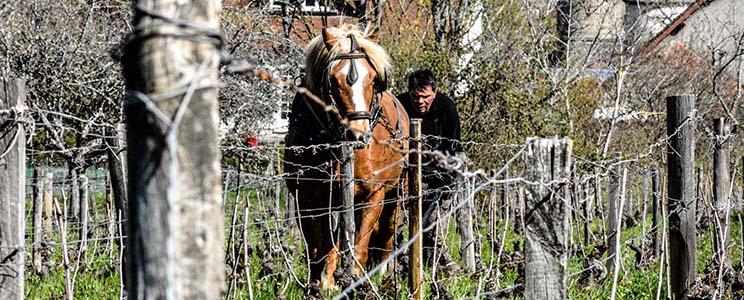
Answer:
xmin=397 ymin=68 xmax=463 ymax=272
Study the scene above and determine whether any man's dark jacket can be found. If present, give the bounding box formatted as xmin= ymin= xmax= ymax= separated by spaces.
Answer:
xmin=397 ymin=92 xmax=462 ymax=185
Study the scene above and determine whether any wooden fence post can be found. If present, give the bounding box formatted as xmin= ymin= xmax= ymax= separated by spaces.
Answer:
xmin=0 ymin=77 xmax=26 ymax=300
xmin=666 ymin=95 xmax=696 ymax=300
xmin=70 ymin=168 xmax=80 ymax=220
xmin=524 ymin=137 xmax=572 ymax=300
xmin=651 ymin=170 xmax=662 ymax=260
xmin=582 ymin=181 xmax=591 ymax=246
xmin=595 ymin=168 xmax=607 ymax=241
xmin=713 ymin=117 xmax=731 ymax=267
xmin=273 ymin=144 xmax=282 ymax=222
xmin=696 ymin=169 xmax=706 ymax=227
xmin=641 ymin=169 xmax=650 ymax=241
xmin=121 ymin=1 xmax=224 ymax=298
xmin=105 ymin=123 xmax=127 ymax=216
xmin=43 ymin=172 xmax=54 ymax=233
xmin=457 ymin=177 xmax=476 ymax=273
xmin=33 ymin=166 xmax=44 ymax=273
xmin=339 ymin=142 xmax=356 ymax=276
xmin=79 ymin=174 xmax=89 ymax=250
xmin=408 ymin=119 xmax=423 ymax=300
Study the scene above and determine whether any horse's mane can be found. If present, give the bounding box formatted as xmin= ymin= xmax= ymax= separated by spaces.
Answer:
xmin=304 ymin=24 xmax=392 ymax=93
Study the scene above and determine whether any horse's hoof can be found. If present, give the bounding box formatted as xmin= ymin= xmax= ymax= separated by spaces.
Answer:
xmin=354 ymin=265 xmax=365 ymax=277
xmin=320 ymin=275 xmax=339 ymax=291
xmin=378 ymin=261 xmax=389 ymax=276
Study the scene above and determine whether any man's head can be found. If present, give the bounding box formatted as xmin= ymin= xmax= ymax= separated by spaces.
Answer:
xmin=407 ymin=68 xmax=438 ymax=115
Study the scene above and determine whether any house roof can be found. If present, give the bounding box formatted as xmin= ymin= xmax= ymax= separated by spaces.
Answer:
xmin=642 ymin=0 xmax=716 ymax=55
xmin=623 ymin=0 xmax=694 ymax=4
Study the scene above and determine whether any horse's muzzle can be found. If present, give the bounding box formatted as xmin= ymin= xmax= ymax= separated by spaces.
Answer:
xmin=345 ymin=127 xmax=371 ymax=144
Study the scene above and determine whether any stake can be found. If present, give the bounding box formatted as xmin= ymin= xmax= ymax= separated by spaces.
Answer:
xmin=666 ymin=95 xmax=696 ymax=300
xmin=408 ymin=119 xmax=423 ymax=300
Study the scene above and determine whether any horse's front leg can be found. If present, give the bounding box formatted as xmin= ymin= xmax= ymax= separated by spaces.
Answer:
xmin=368 ymin=186 xmax=402 ymax=275
xmin=353 ymin=188 xmax=385 ymax=276
xmin=298 ymin=191 xmax=340 ymax=291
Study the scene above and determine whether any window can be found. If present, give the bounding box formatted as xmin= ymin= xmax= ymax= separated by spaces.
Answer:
xmin=271 ymin=0 xmax=338 ymax=14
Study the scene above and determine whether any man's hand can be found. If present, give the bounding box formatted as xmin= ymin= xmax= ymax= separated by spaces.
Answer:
xmin=440 ymin=151 xmax=469 ymax=172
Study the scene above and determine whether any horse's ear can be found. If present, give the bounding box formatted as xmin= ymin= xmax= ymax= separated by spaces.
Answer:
xmin=322 ymin=28 xmax=337 ymax=50
xmin=365 ymin=25 xmax=380 ymax=43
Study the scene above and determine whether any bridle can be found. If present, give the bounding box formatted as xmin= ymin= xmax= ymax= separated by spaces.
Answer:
xmin=321 ymin=34 xmax=384 ymax=133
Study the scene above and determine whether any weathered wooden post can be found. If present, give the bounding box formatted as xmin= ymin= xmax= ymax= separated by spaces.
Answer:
xmin=666 ymin=95 xmax=696 ymax=300
xmin=273 ymin=143 xmax=282 ymax=222
xmin=105 ymin=124 xmax=127 ymax=216
xmin=582 ymin=181 xmax=591 ymax=246
xmin=105 ymin=174 xmax=116 ymax=254
xmin=70 ymin=168 xmax=80 ymax=219
xmin=79 ymin=174 xmax=89 ymax=249
xmin=457 ymin=177 xmax=476 ymax=273
xmin=524 ymin=137 xmax=572 ymax=300
xmin=713 ymin=117 xmax=731 ymax=266
xmin=696 ymin=169 xmax=705 ymax=226
xmin=607 ymin=153 xmax=622 ymax=271
xmin=408 ymin=119 xmax=423 ymax=300
xmin=32 ymin=166 xmax=44 ymax=273
xmin=339 ymin=142 xmax=356 ymax=276
xmin=0 ymin=78 xmax=26 ymax=300
xmin=641 ymin=169 xmax=650 ymax=238
xmin=651 ymin=170 xmax=662 ymax=260
xmin=121 ymin=1 xmax=224 ymax=298
xmin=624 ymin=171 xmax=634 ymax=225
xmin=595 ymin=167 xmax=607 ymax=241
xmin=43 ymin=172 xmax=54 ymax=233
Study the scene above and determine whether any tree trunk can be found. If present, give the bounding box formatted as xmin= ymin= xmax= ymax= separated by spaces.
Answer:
xmin=121 ymin=1 xmax=224 ymax=298
xmin=0 ymin=78 xmax=26 ymax=300
xmin=524 ymin=137 xmax=572 ymax=300
xmin=666 ymin=95 xmax=696 ymax=300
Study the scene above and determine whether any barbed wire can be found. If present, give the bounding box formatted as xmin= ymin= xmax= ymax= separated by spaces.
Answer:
xmin=5 ymin=21 xmax=741 ymax=300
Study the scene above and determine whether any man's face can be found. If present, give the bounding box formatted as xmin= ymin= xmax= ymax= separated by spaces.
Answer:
xmin=409 ymin=85 xmax=436 ymax=115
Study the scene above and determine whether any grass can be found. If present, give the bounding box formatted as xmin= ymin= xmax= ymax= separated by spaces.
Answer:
xmin=24 ymin=185 xmax=744 ymax=299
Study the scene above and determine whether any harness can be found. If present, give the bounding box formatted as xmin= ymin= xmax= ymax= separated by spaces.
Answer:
xmin=291 ymin=34 xmax=395 ymax=145
xmin=319 ymin=34 xmax=384 ymax=138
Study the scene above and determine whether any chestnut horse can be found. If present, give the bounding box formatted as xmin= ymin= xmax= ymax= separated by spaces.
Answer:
xmin=284 ymin=25 xmax=409 ymax=289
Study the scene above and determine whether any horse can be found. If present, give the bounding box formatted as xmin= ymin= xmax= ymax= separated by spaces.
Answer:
xmin=283 ymin=24 xmax=410 ymax=290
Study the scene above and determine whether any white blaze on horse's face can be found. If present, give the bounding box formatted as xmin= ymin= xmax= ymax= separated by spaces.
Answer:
xmin=339 ymin=59 xmax=372 ymax=141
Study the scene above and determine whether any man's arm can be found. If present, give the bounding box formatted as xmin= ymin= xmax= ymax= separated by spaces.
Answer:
xmin=442 ymin=95 xmax=463 ymax=154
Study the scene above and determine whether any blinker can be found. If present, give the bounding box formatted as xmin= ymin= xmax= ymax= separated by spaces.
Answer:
xmin=346 ymin=34 xmax=358 ymax=86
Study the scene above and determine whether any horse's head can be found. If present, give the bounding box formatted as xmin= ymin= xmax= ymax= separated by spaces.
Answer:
xmin=306 ymin=25 xmax=391 ymax=143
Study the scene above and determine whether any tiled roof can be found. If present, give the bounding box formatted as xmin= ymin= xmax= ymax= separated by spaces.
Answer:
xmin=642 ymin=0 xmax=716 ymax=55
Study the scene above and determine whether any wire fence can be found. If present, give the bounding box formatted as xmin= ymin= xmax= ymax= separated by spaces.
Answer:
xmin=7 ymin=111 xmax=744 ymax=299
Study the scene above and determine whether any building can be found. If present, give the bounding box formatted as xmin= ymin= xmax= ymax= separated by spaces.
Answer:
xmin=644 ymin=0 xmax=744 ymax=84
xmin=560 ymin=0 xmax=696 ymax=65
